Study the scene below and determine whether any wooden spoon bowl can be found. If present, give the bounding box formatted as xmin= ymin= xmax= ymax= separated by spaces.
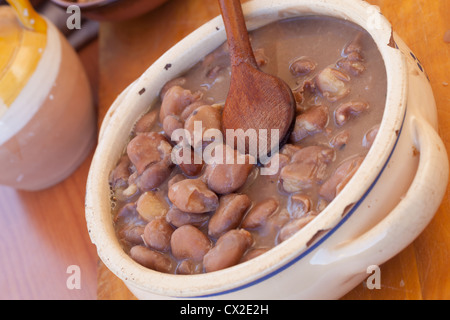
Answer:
xmin=219 ymin=0 xmax=296 ymax=159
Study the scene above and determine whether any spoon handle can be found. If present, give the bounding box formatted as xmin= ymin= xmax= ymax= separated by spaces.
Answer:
xmin=218 ymin=0 xmax=257 ymax=68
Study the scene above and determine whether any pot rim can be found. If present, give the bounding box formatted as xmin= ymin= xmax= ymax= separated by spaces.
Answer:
xmin=85 ymin=0 xmax=407 ymax=298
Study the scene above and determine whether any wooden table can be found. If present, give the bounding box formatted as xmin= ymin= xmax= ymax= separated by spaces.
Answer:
xmin=96 ymin=0 xmax=450 ymax=300
xmin=1 ymin=0 xmax=448 ymax=300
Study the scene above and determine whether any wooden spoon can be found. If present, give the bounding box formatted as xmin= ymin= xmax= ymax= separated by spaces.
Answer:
xmin=218 ymin=0 xmax=295 ymax=159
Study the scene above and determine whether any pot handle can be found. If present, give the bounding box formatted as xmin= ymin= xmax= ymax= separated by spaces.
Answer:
xmin=312 ymin=116 xmax=448 ymax=270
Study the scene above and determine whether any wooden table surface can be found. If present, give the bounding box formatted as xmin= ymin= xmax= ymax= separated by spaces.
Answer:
xmin=1 ymin=0 xmax=448 ymax=300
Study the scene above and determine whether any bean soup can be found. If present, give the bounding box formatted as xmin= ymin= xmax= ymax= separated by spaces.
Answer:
xmin=109 ymin=16 xmax=387 ymax=274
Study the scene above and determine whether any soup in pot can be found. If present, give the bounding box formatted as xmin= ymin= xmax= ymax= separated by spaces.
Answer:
xmin=109 ymin=16 xmax=387 ymax=274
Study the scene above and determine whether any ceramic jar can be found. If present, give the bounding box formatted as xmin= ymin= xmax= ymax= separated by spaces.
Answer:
xmin=0 ymin=2 xmax=96 ymax=191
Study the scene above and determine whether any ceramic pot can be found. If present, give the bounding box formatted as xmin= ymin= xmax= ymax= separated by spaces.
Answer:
xmin=85 ymin=0 xmax=448 ymax=299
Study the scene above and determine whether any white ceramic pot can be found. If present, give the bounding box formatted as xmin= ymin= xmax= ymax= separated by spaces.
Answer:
xmin=85 ymin=0 xmax=448 ymax=299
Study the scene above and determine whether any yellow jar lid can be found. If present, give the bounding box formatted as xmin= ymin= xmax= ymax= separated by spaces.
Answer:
xmin=0 ymin=2 xmax=47 ymax=116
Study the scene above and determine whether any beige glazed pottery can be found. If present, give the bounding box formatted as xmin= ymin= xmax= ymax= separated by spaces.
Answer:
xmin=0 ymin=1 xmax=96 ymax=191
xmin=85 ymin=0 xmax=449 ymax=299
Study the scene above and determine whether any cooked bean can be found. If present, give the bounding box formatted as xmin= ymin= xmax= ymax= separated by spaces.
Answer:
xmin=280 ymin=146 xmax=335 ymax=193
xmin=288 ymin=194 xmax=311 ymax=218
xmin=204 ymin=145 xmax=254 ymax=194
xmin=176 ymin=259 xmax=201 ymax=275
xmin=163 ymin=115 xmax=184 ymax=142
xmin=159 ymin=85 xmax=202 ymax=122
xmin=184 ymin=105 xmax=222 ymax=148
xmin=278 ymin=215 xmax=315 ymax=242
xmin=203 ymin=229 xmax=253 ymax=273
xmin=114 ymin=202 xmax=138 ymax=224
xmin=118 ymin=225 xmax=145 ymax=246
xmin=166 ymin=207 xmax=210 ymax=228
xmin=168 ymin=178 xmax=219 ymax=213
xmin=346 ymin=51 xmax=364 ymax=62
xmin=319 ymin=156 xmax=364 ymax=201
xmin=205 ymin=162 xmax=254 ymax=194
xmin=157 ymin=137 xmax=174 ymax=166
xmin=292 ymin=80 xmax=316 ymax=111
xmin=289 ymin=57 xmax=316 ymax=76
xmin=290 ymin=105 xmax=329 ymax=143
xmin=170 ymin=225 xmax=212 ymax=262
xmin=109 ymin=155 xmax=131 ymax=188
xmin=134 ymin=109 xmax=159 ymax=134
xmin=343 ymin=33 xmax=363 ymax=55
xmin=131 ymin=135 xmax=174 ymax=192
xmin=136 ymin=191 xmax=169 ymax=222
xmin=136 ymin=162 xmax=172 ymax=191
xmin=335 ymin=101 xmax=369 ymax=126
xmin=160 ymin=77 xmax=187 ymax=100
xmin=143 ymin=217 xmax=174 ymax=252
xmin=208 ymin=193 xmax=252 ymax=238
xmin=177 ymin=148 xmax=204 ymax=177
xmin=336 ymin=58 xmax=365 ymax=76
xmin=127 ymin=132 xmax=172 ymax=175
xmin=329 ymin=129 xmax=350 ymax=149
xmin=315 ymin=67 xmax=350 ymax=102
xmin=340 ymin=33 xmax=365 ymax=64
xmin=241 ymin=198 xmax=279 ymax=229
xmin=130 ymin=245 xmax=174 ymax=273
xmin=127 ymin=171 xmax=138 ymax=186
xmin=262 ymin=208 xmax=291 ymax=235
xmin=180 ymin=101 xmax=208 ymax=120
